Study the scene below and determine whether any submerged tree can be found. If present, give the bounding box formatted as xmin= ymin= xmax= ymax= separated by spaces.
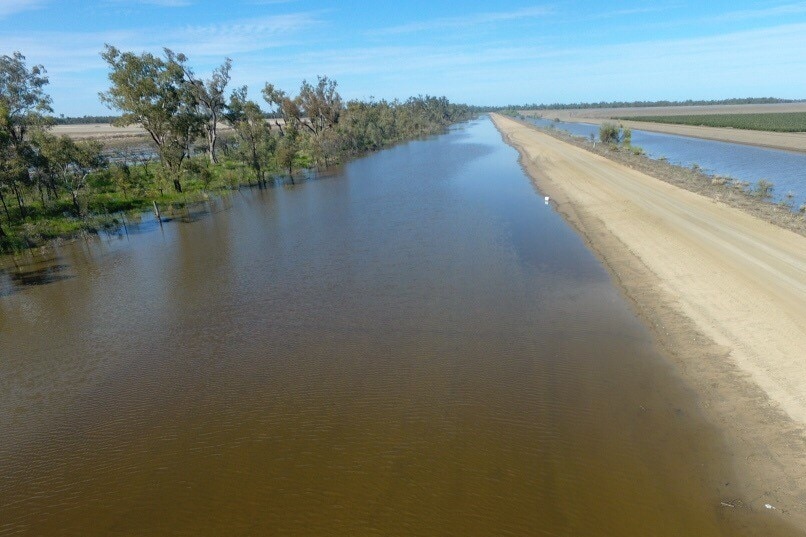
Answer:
xmin=99 ymin=45 xmax=202 ymax=192
xmin=262 ymin=77 xmax=343 ymax=168
xmin=275 ymin=131 xmax=300 ymax=183
xmin=225 ymin=86 xmax=276 ymax=186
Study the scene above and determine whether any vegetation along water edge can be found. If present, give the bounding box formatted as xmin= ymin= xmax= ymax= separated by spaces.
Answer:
xmin=0 ymin=49 xmax=476 ymax=253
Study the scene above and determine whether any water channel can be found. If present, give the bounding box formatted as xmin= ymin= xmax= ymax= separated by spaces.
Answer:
xmin=0 ymin=118 xmax=795 ymax=536
xmin=527 ymin=117 xmax=806 ymax=203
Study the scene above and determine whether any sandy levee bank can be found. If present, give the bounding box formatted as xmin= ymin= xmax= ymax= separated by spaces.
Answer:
xmin=491 ymin=113 xmax=806 ymax=529
xmin=524 ymin=104 xmax=806 ymax=153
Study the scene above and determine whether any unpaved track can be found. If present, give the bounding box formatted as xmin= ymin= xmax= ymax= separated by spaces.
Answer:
xmin=492 ymin=113 xmax=806 ymax=526
xmin=493 ymin=113 xmax=806 ymax=423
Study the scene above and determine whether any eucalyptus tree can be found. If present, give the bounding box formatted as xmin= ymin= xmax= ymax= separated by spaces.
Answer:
xmin=0 ymin=103 xmax=11 ymax=236
xmin=165 ymin=49 xmax=231 ymax=164
xmin=262 ymin=83 xmax=303 ymax=135
xmin=298 ymin=77 xmax=343 ymax=166
xmin=34 ymin=133 xmax=105 ymax=216
xmin=0 ymin=52 xmax=52 ymax=151
xmin=99 ymin=44 xmax=202 ymax=192
xmin=0 ymin=52 xmax=53 ymax=220
xmin=225 ymin=86 xmax=276 ymax=186
xmin=297 ymin=76 xmax=342 ymax=136
xmin=274 ymin=137 xmax=298 ymax=183
xmin=262 ymin=77 xmax=343 ymax=168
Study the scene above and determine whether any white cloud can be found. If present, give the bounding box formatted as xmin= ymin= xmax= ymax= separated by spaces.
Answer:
xmin=231 ymin=22 xmax=806 ymax=104
xmin=7 ymin=6 xmax=806 ymax=114
xmin=0 ymin=0 xmax=45 ymax=18
xmin=584 ymin=4 xmax=682 ymax=20
xmin=104 ymin=0 xmax=192 ymax=6
xmin=369 ymin=6 xmax=554 ymax=36
xmin=249 ymin=0 xmax=299 ymax=4
xmin=1 ymin=11 xmax=322 ymax=75
xmin=712 ymin=1 xmax=806 ymax=21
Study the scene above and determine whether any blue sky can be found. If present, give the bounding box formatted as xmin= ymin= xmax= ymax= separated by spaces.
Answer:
xmin=2 ymin=0 xmax=806 ymax=115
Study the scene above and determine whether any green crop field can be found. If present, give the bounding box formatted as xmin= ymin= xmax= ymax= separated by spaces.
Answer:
xmin=620 ymin=112 xmax=806 ymax=132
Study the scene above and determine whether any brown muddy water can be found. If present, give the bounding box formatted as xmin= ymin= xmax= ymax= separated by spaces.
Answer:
xmin=0 ymin=118 xmax=796 ymax=536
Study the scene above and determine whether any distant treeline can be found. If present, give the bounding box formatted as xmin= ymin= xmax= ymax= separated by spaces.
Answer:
xmin=512 ymin=97 xmax=805 ymax=110
xmin=52 ymin=115 xmax=120 ymax=125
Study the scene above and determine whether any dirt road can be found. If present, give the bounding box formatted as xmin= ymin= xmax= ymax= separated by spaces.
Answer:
xmin=525 ymin=105 xmax=806 ymax=153
xmin=492 ymin=113 xmax=806 ymax=525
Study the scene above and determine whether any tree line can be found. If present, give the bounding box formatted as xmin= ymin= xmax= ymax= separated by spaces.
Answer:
xmin=0 ymin=48 xmax=474 ymax=250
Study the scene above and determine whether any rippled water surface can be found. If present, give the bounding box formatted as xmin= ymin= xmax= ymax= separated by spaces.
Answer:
xmin=0 ymin=118 xmax=794 ymax=536
xmin=528 ymin=117 xmax=806 ymax=202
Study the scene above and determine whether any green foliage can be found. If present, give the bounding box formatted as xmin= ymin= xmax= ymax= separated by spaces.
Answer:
xmin=32 ymin=132 xmax=105 ymax=215
xmin=599 ymin=122 xmax=621 ymax=144
xmin=622 ymin=112 xmax=806 ymax=133
xmin=298 ymin=76 xmax=342 ymax=136
xmin=224 ymin=86 xmax=277 ymax=184
xmin=629 ymin=145 xmax=644 ymax=156
xmin=335 ymin=96 xmax=472 ymax=156
xmin=0 ymin=51 xmax=53 ymax=147
xmin=2 ymin=47 xmax=475 ymax=252
xmin=166 ymin=49 xmax=232 ymax=164
xmin=99 ymin=45 xmax=204 ymax=190
xmin=622 ymin=127 xmax=632 ymax=146
xmin=1 ymin=52 xmax=55 ymax=230
xmin=754 ymin=179 xmax=774 ymax=200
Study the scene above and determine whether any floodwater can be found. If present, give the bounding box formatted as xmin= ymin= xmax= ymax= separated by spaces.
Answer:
xmin=0 ymin=118 xmax=796 ymax=536
xmin=528 ymin=117 xmax=806 ymax=203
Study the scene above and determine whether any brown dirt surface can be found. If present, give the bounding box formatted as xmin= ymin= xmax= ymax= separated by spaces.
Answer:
xmin=491 ymin=113 xmax=806 ymax=531
xmin=531 ymin=122 xmax=806 ymax=237
xmin=52 ymin=123 xmax=150 ymax=141
xmin=524 ymin=104 xmax=806 ymax=153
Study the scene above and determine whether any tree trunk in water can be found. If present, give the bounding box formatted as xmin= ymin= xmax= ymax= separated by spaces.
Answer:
xmin=173 ymin=179 xmax=183 ymax=193
xmin=288 ymin=166 xmax=294 ymax=185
